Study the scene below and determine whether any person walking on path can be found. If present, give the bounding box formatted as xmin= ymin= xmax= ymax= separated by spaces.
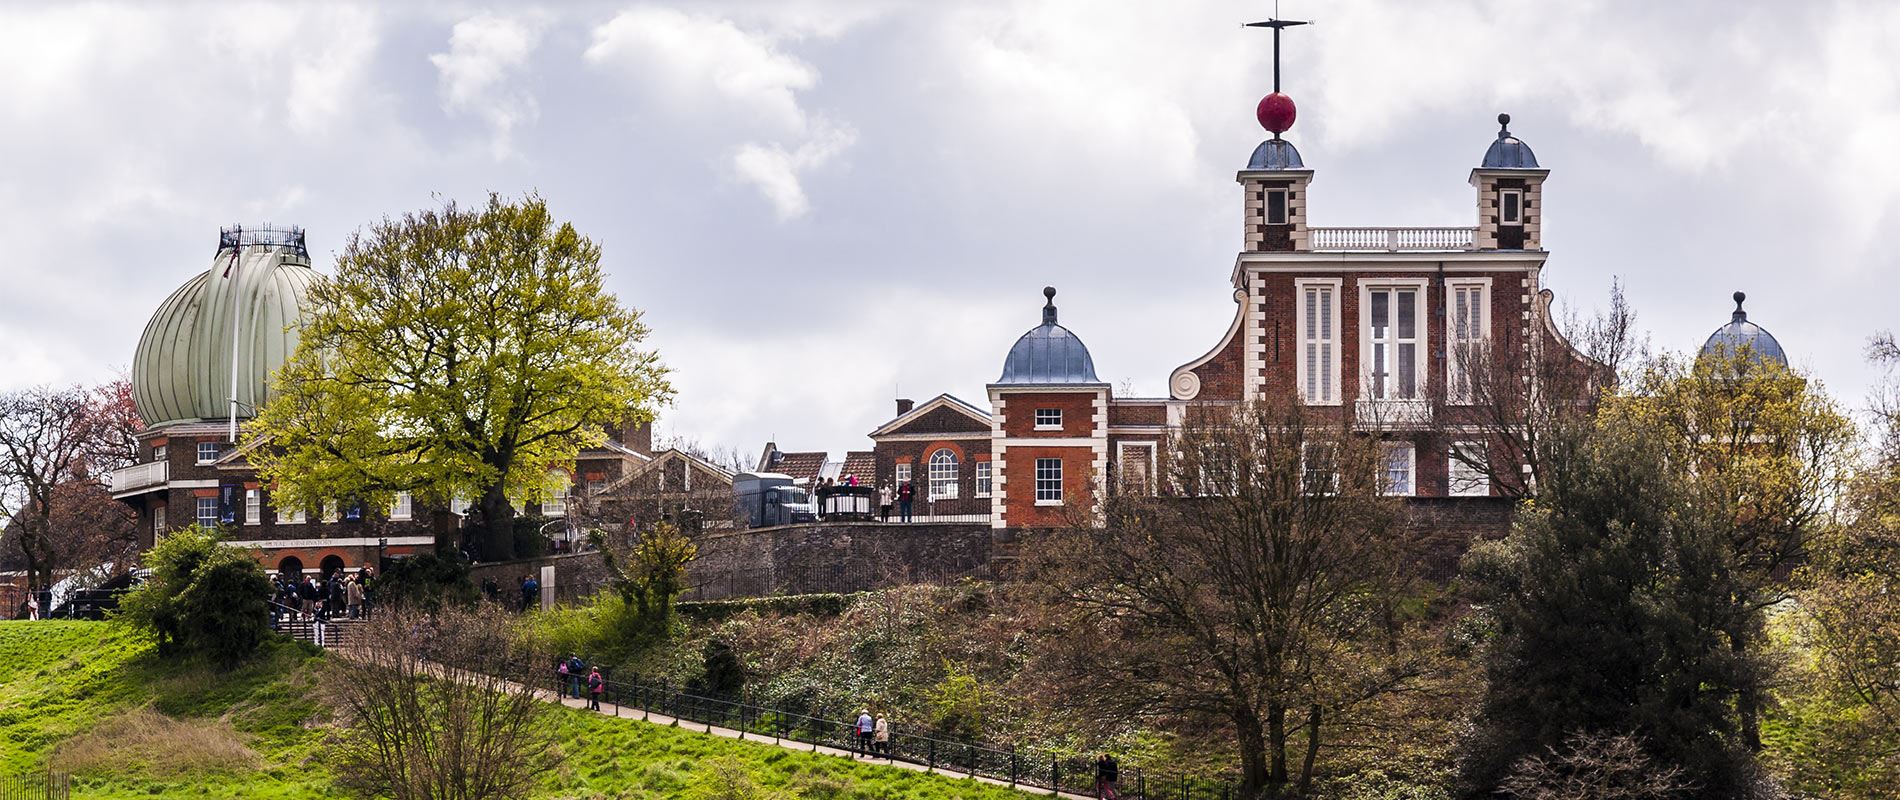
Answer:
xmin=586 ymin=667 xmax=604 ymax=711
xmin=557 ymin=657 xmax=571 ymax=699
xmin=1095 ymin=754 xmax=1120 ymax=799
xmin=872 ymin=715 xmax=890 ymax=758
xmin=25 ymin=594 xmax=39 ymax=621
xmin=854 ymin=710 xmax=875 ymax=757
xmin=897 ymin=482 xmax=914 ymax=522
xmin=568 ymin=656 xmax=586 ymax=699
xmin=878 ymin=484 xmax=893 ymax=522
xmin=520 ymin=574 xmax=539 ymax=613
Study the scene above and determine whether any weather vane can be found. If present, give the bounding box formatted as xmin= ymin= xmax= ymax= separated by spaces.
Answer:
xmin=1244 ymin=1 xmax=1310 ymax=140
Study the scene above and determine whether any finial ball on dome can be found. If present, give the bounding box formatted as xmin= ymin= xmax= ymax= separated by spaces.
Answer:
xmin=1044 ymin=286 xmax=1057 ymax=301
xmin=1733 ymin=290 xmax=1746 ymax=307
xmin=1498 ymin=112 xmax=1511 ymax=128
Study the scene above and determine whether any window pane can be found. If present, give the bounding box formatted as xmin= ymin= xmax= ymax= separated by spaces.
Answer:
xmin=1372 ymin=344 xmax=1387 ymax=396
xmin=1267 ymin=190 xmax=1288 ymax=224
xmin=1319 ymin=289 xmax=1331 ymax=341
xmin=1370 ymin=290 xmax=1389 ymax=337
xmin=1398 ymin=343 xmax=1416 ymax=397
xmin=1397 ymin=290 xmax=1415 ymax=339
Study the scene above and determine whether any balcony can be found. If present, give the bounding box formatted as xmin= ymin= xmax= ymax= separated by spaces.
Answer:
xmin=1354 ymin=398 xmax=1434 ymax=431
xmin=109 ymin=460 xmax=168 ymax=497
xmin=1310 ymin=227 xmax=1475 ymax=252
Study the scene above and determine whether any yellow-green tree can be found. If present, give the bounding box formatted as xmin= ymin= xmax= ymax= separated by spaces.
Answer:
xmin=1599 ymin=346 xmax=1857 ymax=752
xmin=250 ymin=194 xmax=672 ymax=561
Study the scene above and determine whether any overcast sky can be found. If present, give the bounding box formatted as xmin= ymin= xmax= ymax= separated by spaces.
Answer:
xmin=1 ymin=1 xmax=1895 ymax=458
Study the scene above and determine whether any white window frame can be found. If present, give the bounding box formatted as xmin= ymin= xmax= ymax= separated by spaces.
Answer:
xmin=1446 ymin=279 xmax=1491 ymax=405
xmin=1033 ymin=408 xmax=1063 ymax=431
xmin=451 ymin=495 xmax=471 ymax=516
xmin=895 ymin=462 xmax=912 ymax=486
xmin=244 ymin=489 xmax=261 ymax=525
xmin=1117 ymin=442 xmax=1157 ymax=496
xmin=1449 ymin=441 xmax=1490 ymax=497
xmin=587 ymin=479 xmax=606 ymax=497
xmin=1295 ymin=279 xmax=1342 ymax=405
xmin=1034 ymin=457 xmax=1064 ymax=505
xmin=196 ymin=497 xmax=219 ymax=527
xmin=1381 ymin=442 xmax=1417 ymax=497
xmin=928 ymin=449 xmax=960 ymax=500
xmin=153 ymin=444 xmax=167 ymax=462
xmin=1301 ymin=441 xmax=1339 ymax=495
xmin=389 ymin=492 xmax=413 ymax=521
xmin=1499 ymin=189 xmax=1524 ymax=226
xmin=1264 ymin=187 xmax=1290 ymax=225
xmin=1359 ymin=279 xmax=1430 ymax=402
xmin=544 ymin=470 xmax=571 ymax=517
xmin=280 ymin=503 xmax=306 ymax=525
xmin=196 ymin=442 xmax=223 ymax=464
xmin=322 ymin=501 xmax=338 ymax=524
xmin=153 ymin=506 xmax=166 ymax=537
xmin=975 ymin=461 xmax=992 ymax=498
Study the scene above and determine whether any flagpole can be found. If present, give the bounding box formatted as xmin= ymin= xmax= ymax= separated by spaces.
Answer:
xmin=226 ymin=228 xmax=244 ymax=444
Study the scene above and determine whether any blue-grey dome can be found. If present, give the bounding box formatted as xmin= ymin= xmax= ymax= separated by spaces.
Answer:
xmin=1700 ymin=291 xmax=1787 ymax=367
xmin=997 ymin=288 xmax=1101 ymax=385
xmin=1481 ymin=113 xmax=1539 ymax=169
xmin=1247 ymin=138 xmax=1305 ymax=170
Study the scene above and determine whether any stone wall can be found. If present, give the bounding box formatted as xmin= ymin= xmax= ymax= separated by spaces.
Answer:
xmin=469 ymin=550 xmax=612 ymax=607
xmin=682 ymin=522 xmax=1002 ymax=601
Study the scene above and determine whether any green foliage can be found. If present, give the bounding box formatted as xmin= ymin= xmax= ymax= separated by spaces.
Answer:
xmin=374 ymin=551 xmax=480 ymax=612
xmin=925 ymin=663 xmax=993 ymax=741
xmin=678 ymin=593 xmax=857 ymax=624
xmin=598 ymin=520 xmax=697 ymax=631
xmin=114 ymin=526 xmax=272 ymax=667
xmin=248 ymin=192 xmax=673 ymax=561
xmin=690 ymin=640 xmax=747 ymax=698
xmin=528 ymin=589 xmax=678 ymax=669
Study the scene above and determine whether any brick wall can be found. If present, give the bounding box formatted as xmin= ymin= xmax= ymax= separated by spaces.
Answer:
xmin=1001 ymin=445 xmax=1094 ymax=528
xmin=999 ymin=392 xmax=1096 ymax=438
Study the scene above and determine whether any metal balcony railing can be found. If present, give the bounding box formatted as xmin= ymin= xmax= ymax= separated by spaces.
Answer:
xmin=1309 ymin=226 xmax=1476 ymax=251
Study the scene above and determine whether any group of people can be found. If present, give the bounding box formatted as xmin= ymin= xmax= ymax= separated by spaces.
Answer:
xmin=555 ymin=655 xmax=605 ymax=710
xmin=271 ymin=568 xmax=374 ymax=623
xmin=875 ymin=482 xmax=917 ymax=523
xmin=850 ymin=709 xmax=892 ymax=758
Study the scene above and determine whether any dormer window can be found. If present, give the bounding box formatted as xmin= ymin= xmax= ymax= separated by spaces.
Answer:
xmin=1499 ymin=189 xmax=1523 ymax=226
xmin=1265 ymin=188 xmax=1290 ymax=225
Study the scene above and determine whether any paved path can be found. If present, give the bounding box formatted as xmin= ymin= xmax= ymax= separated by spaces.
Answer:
xmin=534 ymin=686 xmax=1098 ymax=799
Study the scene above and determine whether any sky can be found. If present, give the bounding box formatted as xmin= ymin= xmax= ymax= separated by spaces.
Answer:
xmin=1 ymin=0 xmax=1896 ymax=458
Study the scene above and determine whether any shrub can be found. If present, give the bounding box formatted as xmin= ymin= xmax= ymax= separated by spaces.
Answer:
xmin=374 ymin=550 xmax=480 ymax=612
xmin=115 ymin=526 xmax=272 ymax=667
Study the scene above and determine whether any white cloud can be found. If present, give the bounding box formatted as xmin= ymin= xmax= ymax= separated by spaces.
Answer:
xmin=731 ymin=120 xmax=857 ymax=219
xmin=430 ymin=13 xmax=544 ymax=159
xmin=586 ymin=6 xmax=819 ymax=133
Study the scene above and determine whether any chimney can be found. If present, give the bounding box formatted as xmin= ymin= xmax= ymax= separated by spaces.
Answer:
xmin=617 ymin=418 xmax=653 ymax=456
xmin=895 ymin=398 xmax=914 ymax=416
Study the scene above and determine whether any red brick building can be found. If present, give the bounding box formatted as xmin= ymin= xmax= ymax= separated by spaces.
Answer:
xmin=866 ymin=99 xmax=1590 ymax=529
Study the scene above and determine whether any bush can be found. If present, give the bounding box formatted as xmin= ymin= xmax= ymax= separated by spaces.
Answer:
xmin=528 ymin=590 xmax=676 ymax=669
xmin=374 ymin=551 xmax=480 ymax=612
xmin=115 ymin=526 xmax=272 ymax=668
xmin=677 ymin=593 xmax=857 ymax=624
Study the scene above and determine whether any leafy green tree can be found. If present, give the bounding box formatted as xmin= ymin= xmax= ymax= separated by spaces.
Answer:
xmin=249 ymin=193 xmax=672 ymax=561
xmin=115 ymin=525 xmax=272 ymax=667
xmin=594 ymin=519 xmax=695 ymax=633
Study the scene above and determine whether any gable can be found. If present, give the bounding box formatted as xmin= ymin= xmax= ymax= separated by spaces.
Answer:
xmin=872 ymin=394 xmax=990 ymax=438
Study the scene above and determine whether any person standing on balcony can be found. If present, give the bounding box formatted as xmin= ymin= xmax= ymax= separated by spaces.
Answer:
xmin=897 ymin=482 xmax=914 ymax=522
xmin=878 ymin=483 xmax=893 ymax=522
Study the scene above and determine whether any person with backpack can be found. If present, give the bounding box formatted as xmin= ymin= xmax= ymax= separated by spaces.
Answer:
xmin=586 ymin=667 xmax=604 ymax=711
xmin=556 ymin=657 xmax=571 ymax=699
xmin=1095 ymin=754 xmax=1120 ymax=799
xmin=568 ymin=656 xmax=586 ymax=699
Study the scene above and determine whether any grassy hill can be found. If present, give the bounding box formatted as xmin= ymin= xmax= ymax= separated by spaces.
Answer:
xmin=0 ymin=620 xmax=1037 ymax=799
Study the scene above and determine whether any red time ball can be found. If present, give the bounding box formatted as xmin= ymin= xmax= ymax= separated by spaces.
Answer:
xmin=1257 ymin=92 xmax=1296 ymax=135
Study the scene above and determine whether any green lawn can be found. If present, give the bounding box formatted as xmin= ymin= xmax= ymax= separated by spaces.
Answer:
xmin=0 ymin=620 xmax=1036 ymax=799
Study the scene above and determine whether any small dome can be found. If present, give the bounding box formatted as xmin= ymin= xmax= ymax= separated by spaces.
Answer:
xmin=132 ymin=227 xmax=319 ymax=427
xmin=1481 ymin=113 xmax=1539 ymax=169
xmin=1247 ymin=138 xmax=1305 ymax=170
xmin=997 ymin=287 xmax=1101 ymax=385
xmin=1699 ymin=291 xmax=1787 ymax=367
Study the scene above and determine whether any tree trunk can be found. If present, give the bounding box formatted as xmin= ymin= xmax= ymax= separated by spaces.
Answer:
xmin=1267 ymin=700 xmax=1288 ymax=798
xmin=1733 ymin=625 xmax=1761 ymax=752
xmin=1297 ymin=704 xmax=1321 ymax=795
xmin=474 ymin=484 xmax=516 ymax=562
xmin=1235 ymin=707 xmax=1272 ymax=800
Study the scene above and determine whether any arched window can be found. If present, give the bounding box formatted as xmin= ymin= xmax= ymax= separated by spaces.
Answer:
xmin=928 ymin=449 xmax=959 ymax=501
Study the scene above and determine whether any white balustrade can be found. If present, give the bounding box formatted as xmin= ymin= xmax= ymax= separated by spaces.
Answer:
xmin=1309 ymin=227 xmax=1476 ymax=251
xmin=109 ymin=460 xmax=168 ymax=493
xmin=1354 ymin=398 xmax=1434 ymax=430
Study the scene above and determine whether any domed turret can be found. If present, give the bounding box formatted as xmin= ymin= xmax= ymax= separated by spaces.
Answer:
xmin=1482 ymin=113 xmax=1539 ymax=169
xmin=997 ymin=287 xmax=1101 ymax=385
xmin=131 ymin=226 xmax=319 ymax=428
xmin=1699 ymin=291 xmax=1787 ymax=367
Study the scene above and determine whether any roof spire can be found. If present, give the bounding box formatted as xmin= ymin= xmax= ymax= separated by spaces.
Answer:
xmin=1042 ymin=286 xmax=1058 ymax=325
xmin=1733 ymin=290 xmax=1747 ymax=321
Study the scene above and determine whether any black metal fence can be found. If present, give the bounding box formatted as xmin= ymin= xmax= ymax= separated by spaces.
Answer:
xmin=568 ymin=675 xmax=1239 ymax=799
xmin=0 ymin=773 xmax=69 ymax=800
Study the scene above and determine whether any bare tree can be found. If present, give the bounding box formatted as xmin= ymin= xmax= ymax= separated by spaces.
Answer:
xmin=325 ymin=602 xmax=554 ymax=800
xmin=0 ymin=382 xmax=140 ymax=595
xmin=1031 ymin=397 xmax=1418 ymax=799
xmin=1447 ymin=279 xmax=1642 ymax=498
xmin=1499 ymin=731 xmax=1698 ymax=800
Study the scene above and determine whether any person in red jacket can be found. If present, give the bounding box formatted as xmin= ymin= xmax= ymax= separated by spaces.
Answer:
xmin=587 ymin=667 xmax=604 ymax=711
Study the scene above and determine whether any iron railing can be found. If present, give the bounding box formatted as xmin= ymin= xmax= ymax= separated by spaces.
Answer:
xmin=0 ymin=773 xmax=69 ymax=800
